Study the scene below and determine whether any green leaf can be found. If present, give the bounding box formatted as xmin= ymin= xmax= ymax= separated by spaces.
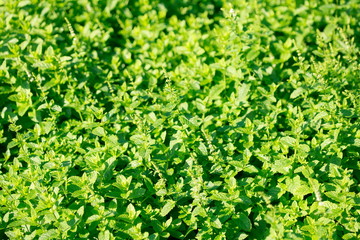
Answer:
xmin=103 ymin=156 xmax=117 ymax=181
xmin=210 ymin=191 xmax=231 ymax=201
xmin=126 ymin=203 xmax=137 ymax=220
xmin=106 ymin=0 xmax=120 ymax=12
xmin=39 ymin=229 xmax=58 ymax=240
xmin=129 ymin=188 xmax=146 ymax=199
xmin=237 ymin=83 xmax=250 ymax=103
xmin=238 ymin=213 xmax=252 ymax=231
xmin=228 ymin=177 xmax=237 ymax=189
xmin=290 ymin=87 xmax=304 ymax=99
xmin=92 ymin=126 xmax=106 ymax=137
xmin=229 ymin=160 xmax=245 ymax=168
xmin=98 ymin=230 xmax=111 ymax=240
xmin=17 ymin=102 xmax=31 ymax=116
xmin=271 ymin=158 xmax=292 ymax=174
xmin=86 ymin=215 xmax=102 ymax=224
xmin=243 ymin=165 xmax=258 ymax=173
xmin=43 ymin=78 xmax=60 ymax=91
xmin=246 ymin=49 xmax=260 ymax=61
xmin=207 ymin=81 xmax=226 ymax=102
xmin=227 ymin=66 xmax=236 ymax=74
xmin=130 ymin=134 xmax=145 ymax=145
xmin=160 ymin=200 xmax=176 ymax=217
xmin=286 ymin=175 xmax=312 ymax=198
xmin=198 ymin=142 xmax=208 ymax=155
xmin=280 ymin=136 xmax=296 ymax=147
xmin=114 ymin=175 xmax=132 ymax=191
xmin=122 ymin=49 xmax=132 ymax=64
xmin=192 ymin=206 xmax=207 ymax=218
xmin=211 ymin=218 xmax=222 ymax=229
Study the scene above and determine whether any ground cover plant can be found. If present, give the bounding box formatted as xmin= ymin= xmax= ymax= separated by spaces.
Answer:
xmin=0 ymin=0 xmax=360 ymax=239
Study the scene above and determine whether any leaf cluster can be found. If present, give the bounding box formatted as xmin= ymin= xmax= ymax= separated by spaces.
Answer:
xmin=0 ymin=0 xmax=359 ymax=239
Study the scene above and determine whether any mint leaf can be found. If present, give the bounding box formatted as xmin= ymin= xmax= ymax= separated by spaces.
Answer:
xmin=160 ymin=200 xmax=176 ymax=217
xmin=92 ymin=126 xmax=106 ymax=137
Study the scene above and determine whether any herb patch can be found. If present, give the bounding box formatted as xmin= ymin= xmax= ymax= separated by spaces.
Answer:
xmin=0 ymin=0 xmax=359 ymax=239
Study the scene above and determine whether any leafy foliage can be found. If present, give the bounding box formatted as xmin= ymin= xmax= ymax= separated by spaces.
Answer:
xmin=0 ymin=0 xmax=359 ymax=239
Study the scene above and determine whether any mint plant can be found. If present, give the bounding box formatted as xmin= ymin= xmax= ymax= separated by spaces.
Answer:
xmin=0 ymin=0 xmax=359 ymax=239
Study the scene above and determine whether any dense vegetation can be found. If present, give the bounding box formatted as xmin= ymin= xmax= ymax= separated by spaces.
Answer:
xmin=0 ymin=0 xmax=359 ymax=239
